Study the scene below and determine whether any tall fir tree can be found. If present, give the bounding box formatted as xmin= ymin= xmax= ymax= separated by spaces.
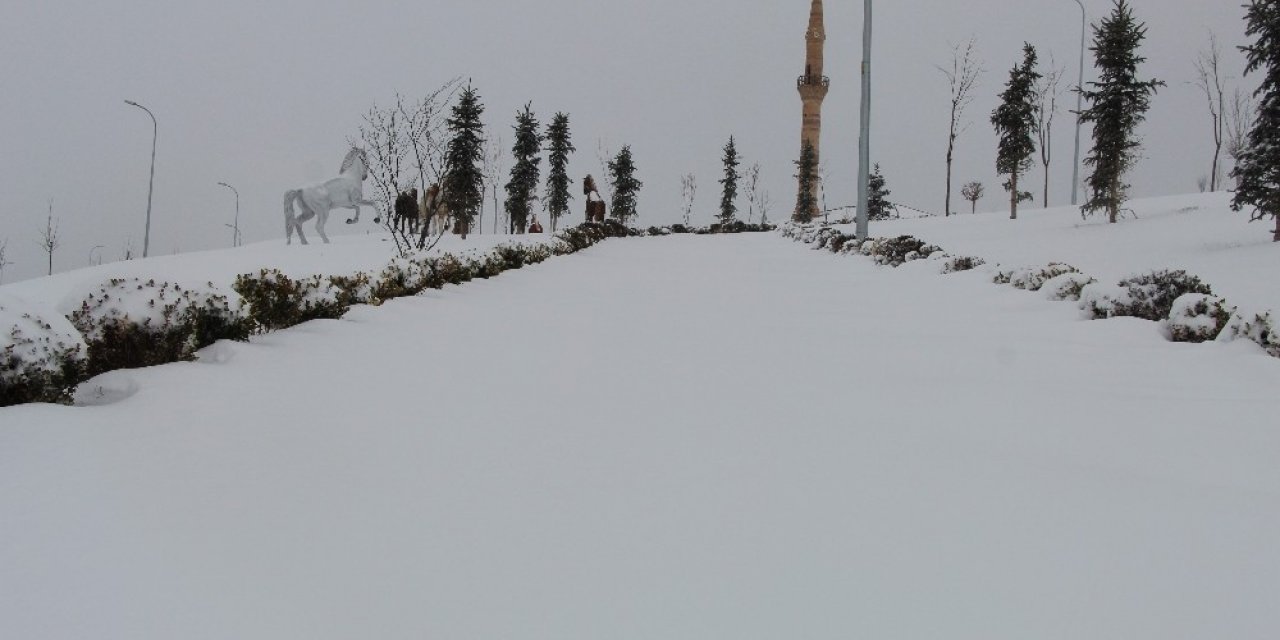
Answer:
xmin=1078 ymin=0 xmax=1164 ymax=224
xmin=991 ymin=43 xmax=1041 ymax=220
xmin=543 ymin=112 xmax=575 ymax=232
xmin=867 ymin=164 xmax=896 ymax=220
xmin=1231 ymin=0 xmax=1280 ymax=242
xmin=718 ymin=136 xmax=741 ymax=226
xmin=793 ymin=141 xmax=818 ymax=223
xmin=436 ymin=85 xmax=485 ymax=242
xmin=504 ymin=102 xmax=543 ymax=234
xmin=608 ymin=146 xmax=643 ymax=225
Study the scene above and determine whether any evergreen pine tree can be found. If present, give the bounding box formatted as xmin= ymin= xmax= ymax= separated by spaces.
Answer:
xmin=1231 ymin=0 xmax=1280 ymax=242
xmin=504 ymin=102 xmax=543 ymax=234
xmin=991 ymin=43 xmax=1041 ymax=220
xmin=867 ymin=164 xmax=897 ymax=220
xmin=718 ymin=136 xmax=741 ymax=226
xmin=436 ymin=85 xmax=485 ymax=242
xmin=1078 ymin=0 xmax=1164 ymax=224
xmin=793 ymin=141 xmax=818 ymax=223
xmin=544 ymin=112 xmax=575 ymax=232
xmin=608 ymin=146 xmax=643 ymax=225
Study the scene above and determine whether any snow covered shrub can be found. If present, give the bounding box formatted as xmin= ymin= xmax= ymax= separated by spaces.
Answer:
xmin=840 ymin=237 xmax=868 ymax=255
xmin=670 ymin=224 xmax=691 ymax=234
xmin=1079 ymin=282 xmax=1135 ymax=319
xmin=431 ymin=254 xmax=476 ymax=286
xmin=1167 ymin=294 xmax=1234 ymax=343
xmin=1114 ymin=270 xmax=1215 ymax=321
xmin=70 ymin=278 xmax=252 ymax=378
xmin=940 ymin=255 xmax=986 ymax=273
xmin=1 ymin=299 xmax=86 ymax=406
xmin=370 ymin=256 xmax=436 ymax=302
xmin=328 ymin=272 xmax=374 ymax=306
xmin=1221 ymin=311 xmax=1280 ymax=358
xmin=1041 ymin=272 xmax=1097 ymax=301
xmin=234 ymin=270 xmax=348 ymax=332
xmin=866 ymin=236 xmax=942 ymax=267
xmin=997 ymin=263 xmax=1080 ymax=291
xmin=825 ymin=233 xmax=857 ymax=253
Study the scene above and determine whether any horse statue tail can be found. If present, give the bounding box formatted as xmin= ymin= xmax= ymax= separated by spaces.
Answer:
xmin=283 ymin=189 xmax=301 ymax=244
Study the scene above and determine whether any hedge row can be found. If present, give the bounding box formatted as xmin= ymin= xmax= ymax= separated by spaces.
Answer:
xmin=780 ymin=221 xmax=1280 ymax=358
xmin=1 ymin=220 xmax=776 ymax=408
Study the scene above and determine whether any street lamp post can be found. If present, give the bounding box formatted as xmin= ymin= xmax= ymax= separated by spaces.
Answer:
xmin=855 ymin=0 xmax=873 ymax=240
xmin=1069 ymin=0 xmax=1086 ymax=206
xmin=88 ymin=245 xmax=104 ymax=266
xmin=218 ymin=182 xmax=241 ymax=247
xmin=125 ymin=100 xmax=157 ymax=258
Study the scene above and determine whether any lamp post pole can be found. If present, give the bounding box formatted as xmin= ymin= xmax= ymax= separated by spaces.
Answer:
xmin=855 ymin=0 xmax=873 ymax=240
xmin=1069 ymin=0 xmax=1086 ymax=206
xmin=125 ymin=100 xmax=157 ymax=258
xmin=218 ymin=182 xmax=241 ymax=247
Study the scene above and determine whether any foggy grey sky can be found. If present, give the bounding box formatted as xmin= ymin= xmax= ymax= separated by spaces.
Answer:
xmin=0 ymin=0 xmax=1249 ymax=283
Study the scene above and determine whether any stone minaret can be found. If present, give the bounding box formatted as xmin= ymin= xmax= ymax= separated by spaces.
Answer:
xmin=797 ymin=0 xmax=829 ymax=219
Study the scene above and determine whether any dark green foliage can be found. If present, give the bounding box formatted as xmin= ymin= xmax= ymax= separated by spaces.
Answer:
xmin=608 ymin=146 xmax=643 ymax=224
xmin=505 ymin=102 xmax=543 ymax=234
xmin=1115 ymin=270 xmax=1214 ymax=321
xmin=867 ymin=164 xmax=897 ymax=220
xmin=544 ymin=112 xmax=575 ymax=231
xmin=793 ymin=141 xmax=819 ymax=223
xmin=442 ymin=85 xmax=486 ymax=239
xmin=718 ymin=136 xmax=740 ymax=225
xmin=1078 ymin=0 xmax=1164 ymax=223
xmin=1231 ymin=0 xmax=1280 ymax=241
xmin=868 ymin=236 xmax=943 ymax=267
xmin=992 ymin=43 xmax=1041 ymax=220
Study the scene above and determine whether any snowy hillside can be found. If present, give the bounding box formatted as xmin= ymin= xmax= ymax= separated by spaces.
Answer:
xmin=2 ymin=194 xmax=1278 ymax=639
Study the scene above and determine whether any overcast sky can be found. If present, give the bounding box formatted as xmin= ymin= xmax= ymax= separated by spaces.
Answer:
xmin=0 ymin=0 xmax=1249 ymax=283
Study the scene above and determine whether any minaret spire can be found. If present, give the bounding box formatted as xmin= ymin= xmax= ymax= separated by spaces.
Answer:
xmin=797 ymin=0 xmax=830 ymax=220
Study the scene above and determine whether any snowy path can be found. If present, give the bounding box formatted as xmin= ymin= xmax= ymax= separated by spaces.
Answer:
xmin=2 ymin=234 xmax=1279 ymax=639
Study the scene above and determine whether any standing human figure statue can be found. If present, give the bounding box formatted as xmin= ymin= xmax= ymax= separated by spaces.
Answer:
xmin=282 ymin=148 xmax=375 ymax=245
xmin=584 ymin=174 xmax=606 ymax=223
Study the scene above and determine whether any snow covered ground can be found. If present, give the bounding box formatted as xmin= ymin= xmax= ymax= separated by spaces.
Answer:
xmin=2 ymin=196 xmax=1279 ymax=638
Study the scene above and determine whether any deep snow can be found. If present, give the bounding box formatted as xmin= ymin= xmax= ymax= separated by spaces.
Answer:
xmin=2 ymin=215 xmax=1278 ymax=638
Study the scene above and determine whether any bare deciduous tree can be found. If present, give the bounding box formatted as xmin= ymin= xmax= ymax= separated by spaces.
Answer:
xmin=758 ymin=189 xmax=773 ymax=226
xmin=1225 ymin=88 xmax=1255 ymax=185
xmin=744 ymin=163 xmax=763 ymax=225
xmin=356 ymin=103 xmax=414 ymax=254
xmin=595 ymin=139 xmax=614 ymax=206
xmin=937 ymin=38 xmax=984 ymax=217
xmin=1036 ymin=58 xmax=1065 ymax=208
xmin=680 ymin=173 xmax=697 ymax=227
xmin=961 ymin=181 xmax=985 ymax=214
xmin=0 ymin=237 xmax=12 ymax=284
xmin=38 ymin=200 xmax=59 ymax=276
xmin=481 ymin=131 xmax=504 ymax=234
xmin=1193 ymin=32 xmax=1227 ymax=192
xmin=397 ymin=78 xmax=462 ymax=193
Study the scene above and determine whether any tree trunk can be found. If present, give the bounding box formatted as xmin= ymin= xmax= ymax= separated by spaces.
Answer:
xmin=1210 ymin=142 xmax=1221 ymax=192
xmin=971 ymin=199 xmax=977 ymax=215
xmin=1010 ymin=171 xmax=1019 ymax=220
xmin=945 ymin=123 xmax=956 ymax=217
xmin=1043 ymin=163 xmax=1050 ymax=209
xmin=1109 ymin=173 xmax=1120 ymax=224
xmin=1273 ymin=215 xmax=1279 ymax=242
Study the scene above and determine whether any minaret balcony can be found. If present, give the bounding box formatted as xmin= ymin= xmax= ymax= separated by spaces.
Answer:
xmin=797 ymin=74 xmax=831 ymax=89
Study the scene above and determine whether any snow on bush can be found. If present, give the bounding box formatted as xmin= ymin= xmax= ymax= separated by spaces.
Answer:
xmin=1167 ymin=294 xmax=1235 ymax=343
xmin=1 ymin=295 xmax=86 ymax=406
xmin=994 ymin=263 xmax=1080 ymax=291
xmin=1079 ymin=282 xmax=1135 ymax=319
xmin=1220 ymin=310 xmax=1280 ymax=357
xmin=234 ymin=270 xmax=350 ymax=332
xmin=939 ymin=255 xmax=987 ymax=274
xmin=1114 ymin=270 xmax=1215 ymax=321
xmin=1041 ymin=272 xmax=1097 ymax=301
xmin=69 ymin=278 xmax=252 ymax=378
xmin=865 ymin=236 xmax=942 ymax=267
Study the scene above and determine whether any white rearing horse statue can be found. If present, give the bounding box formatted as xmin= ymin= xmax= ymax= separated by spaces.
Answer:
xmin=282 ymin=148 xmax=375 ymax=245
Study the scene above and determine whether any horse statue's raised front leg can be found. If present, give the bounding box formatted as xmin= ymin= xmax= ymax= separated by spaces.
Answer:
xmin=345 ymin=199 xmax=377 ymax=225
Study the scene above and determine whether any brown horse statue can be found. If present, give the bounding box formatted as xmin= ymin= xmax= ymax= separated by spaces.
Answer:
xmin=584 ymin=174 xmax=606 ymax=223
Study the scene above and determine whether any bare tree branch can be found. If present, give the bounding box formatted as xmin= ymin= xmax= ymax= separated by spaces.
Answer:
xmin=937 ymin=38 xmax=984 ymax=217
xmin=1193 ymin=31 xmax=1226 ymax=192
xmin=38 ymin=200 xmax=59 ymax=276
xmin=1037 ymin=56 xmax=1065 ymax=208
